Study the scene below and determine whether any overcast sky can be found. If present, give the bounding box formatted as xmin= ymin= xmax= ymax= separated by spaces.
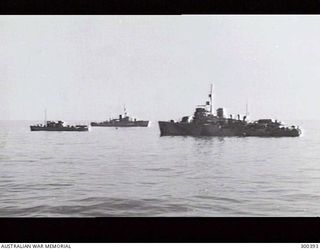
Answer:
xmin=1 ymin=15 xmax=319 ymax=121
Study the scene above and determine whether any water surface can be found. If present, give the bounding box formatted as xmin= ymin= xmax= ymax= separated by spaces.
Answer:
xmin=0 ymin=120 xmax=319 ymax=216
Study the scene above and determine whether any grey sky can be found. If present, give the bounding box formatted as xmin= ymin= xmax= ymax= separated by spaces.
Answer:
xmin=1 ymin=15 xmax=319 ymax=121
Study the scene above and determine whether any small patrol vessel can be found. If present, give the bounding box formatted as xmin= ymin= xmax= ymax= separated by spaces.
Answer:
xmin=158 ymin=85 xmax=301 ymax=137
xmin=30 ymin=110 xmax=89 ymax=132
xmin=91 ymin=108 xmax=149 ymax=127
xmin=30 ymin=121 xmax=89 ymax=132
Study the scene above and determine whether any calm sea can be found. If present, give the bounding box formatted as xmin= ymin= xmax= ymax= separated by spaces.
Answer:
xmin=0 ymin=120 xmax=319 ymax=217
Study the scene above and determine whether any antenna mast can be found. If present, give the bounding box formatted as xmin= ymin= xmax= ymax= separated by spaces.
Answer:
xmin=124 ymin=105 xmax=127 ymax=117
xmin=209 ymin=83 xmax=213 ymax=114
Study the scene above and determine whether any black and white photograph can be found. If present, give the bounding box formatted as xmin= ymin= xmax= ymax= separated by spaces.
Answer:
xmin=0 ymin=15 xmax=319 ymax=223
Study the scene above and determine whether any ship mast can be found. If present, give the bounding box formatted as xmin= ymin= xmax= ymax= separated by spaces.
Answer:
xmin=209 ymin=84 xmax=213 ymax=114
xmin=124 ymin=105 xmax=127 ymax=117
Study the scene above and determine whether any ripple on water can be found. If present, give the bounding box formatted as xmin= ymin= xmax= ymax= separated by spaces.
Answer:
xmin=1 ymin=120 xmax=320 ymax=216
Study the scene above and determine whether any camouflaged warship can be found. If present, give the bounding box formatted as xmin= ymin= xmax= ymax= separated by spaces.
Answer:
xmin=30 ymin=110 xmax=88 ymax=132
xmin=30 ymin=120 xmax=88 ymax=132
xmin=91 ymin=108 xmax=149 ymax=127
xmin=158 ymin=85 xmax=301 ymax=137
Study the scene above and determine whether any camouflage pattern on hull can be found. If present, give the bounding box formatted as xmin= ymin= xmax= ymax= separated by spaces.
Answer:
xmin=158 ymin=122 xmax=245 ymax=136
xmin=159 ymin=121 xmax=301 ymax=137
xmin=30 ymin=125 xmax=88 ymax=132
xmin=91 ymin=121 xmax=149 ymax=127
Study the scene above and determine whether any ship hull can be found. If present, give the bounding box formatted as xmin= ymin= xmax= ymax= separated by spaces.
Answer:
xmin=244 ymin=128 xmax=301 ymax=137
xmin=30 ymin=126 xmax=88 ymax=132
xmin=158 ymin=121 xmax=300 ymax=137
xmin=158 ymin=121 xmax=245 ymax=136
xmin=91 ymin=121 xmax=149 ymax=127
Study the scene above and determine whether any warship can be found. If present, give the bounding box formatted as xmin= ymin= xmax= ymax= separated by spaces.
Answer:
xmin=158 ymin=85 xmax=301 ymax=137
xmin=91 ymin=108 xmax=149 ymax=127
xmin=30 ymin=110 xmax=89 ymax=132
xmin=30 ymin=120 xmax=89 ymax=132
